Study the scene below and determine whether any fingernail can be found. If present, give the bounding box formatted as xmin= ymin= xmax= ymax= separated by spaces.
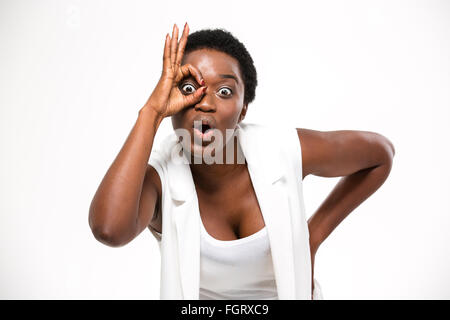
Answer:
xmin=200 ymin=79 xmax=205 ymax=86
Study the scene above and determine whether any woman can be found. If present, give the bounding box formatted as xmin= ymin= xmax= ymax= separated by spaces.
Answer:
xmin=89 ymin=23 xmax=395 ymax=300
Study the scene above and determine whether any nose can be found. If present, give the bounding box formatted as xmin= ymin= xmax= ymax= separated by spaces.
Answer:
xmin=194 ymin=89 xmax=216 ymax=113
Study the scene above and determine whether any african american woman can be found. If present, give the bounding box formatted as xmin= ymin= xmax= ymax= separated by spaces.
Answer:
xmin=88 ymin=22 xmax=395 ymax=300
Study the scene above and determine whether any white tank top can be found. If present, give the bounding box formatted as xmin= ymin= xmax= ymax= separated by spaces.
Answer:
xmin=150 ymin=222 xmax=279 ymax=300
xmin=198 ymin=220 xmax=278 ymax=300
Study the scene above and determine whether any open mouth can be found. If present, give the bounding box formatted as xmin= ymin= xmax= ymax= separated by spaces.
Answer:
xmin=192 ymin=119 xmax=216 ymax=142
xmin=193 ymin=119 xmax=214 ymax=134
xmin=200 ymin=123 xmax=212 ymax=134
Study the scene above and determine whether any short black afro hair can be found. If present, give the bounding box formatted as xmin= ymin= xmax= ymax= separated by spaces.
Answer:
xmin=184 ymin=28 xmax=257 ymax=106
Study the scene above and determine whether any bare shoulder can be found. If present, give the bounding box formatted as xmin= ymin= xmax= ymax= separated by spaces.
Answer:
xmin=296 ymin=128 xmax=395 ymax=179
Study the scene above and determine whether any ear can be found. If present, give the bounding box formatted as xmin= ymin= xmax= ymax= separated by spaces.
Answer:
xmin=238 ymin=103 xmax=248 ymax=123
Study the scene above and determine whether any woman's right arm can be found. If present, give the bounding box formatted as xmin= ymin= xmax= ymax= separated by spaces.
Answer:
xmin=88 ymin=107 xmax=163 ymax=247
xmin=88 ymin=22 xmax=206 ymax=247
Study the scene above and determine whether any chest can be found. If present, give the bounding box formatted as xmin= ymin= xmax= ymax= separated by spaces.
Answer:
xmin=194 ymin=171 xmax=266 ymax=241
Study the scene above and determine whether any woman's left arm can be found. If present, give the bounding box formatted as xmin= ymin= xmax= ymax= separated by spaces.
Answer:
xmin=296 ymin=128 xmax=395 ymax=296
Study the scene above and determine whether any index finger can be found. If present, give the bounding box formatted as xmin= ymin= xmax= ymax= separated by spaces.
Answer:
xmin=175 ymin=22 xmax=189 ymax=68
xmin=179 ymin=63 xmax=204 ymax=88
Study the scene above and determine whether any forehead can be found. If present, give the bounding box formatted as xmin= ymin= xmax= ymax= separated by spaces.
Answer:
xmin=182 ymin=49 xmax=242 ymax=83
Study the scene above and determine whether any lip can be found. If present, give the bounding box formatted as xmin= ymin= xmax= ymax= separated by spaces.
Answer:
xmin=191 ymin=115 xmax=217 ymax=144
xmin=193 ymin=127 xmax=215 ymax=142
xmin=191 ymin=115 xmax=216 ymax=131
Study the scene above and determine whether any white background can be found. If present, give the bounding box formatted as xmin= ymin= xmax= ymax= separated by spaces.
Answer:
xmin=1 ymin=0 xmax=449 ymax=299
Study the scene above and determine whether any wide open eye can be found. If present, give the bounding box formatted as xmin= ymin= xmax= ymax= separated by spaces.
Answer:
xmin=180 ymin=83 xmax=196 ymax=94
xmin=218 ymin=87 xmax=232 ymax=97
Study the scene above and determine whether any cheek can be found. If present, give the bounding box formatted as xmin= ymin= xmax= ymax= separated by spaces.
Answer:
xmin=171 ymin=112 xmax=185 ymax=130
xmin=221 ymin=103 xmax=243 ymax=125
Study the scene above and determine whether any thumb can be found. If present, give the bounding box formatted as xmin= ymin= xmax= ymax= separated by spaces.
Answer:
xmin=183 ymin=86 xmax=207 ymax=107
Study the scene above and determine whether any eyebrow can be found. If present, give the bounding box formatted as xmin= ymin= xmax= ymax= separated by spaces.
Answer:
xmin=219 ymin=74 xmax=239 ymax=84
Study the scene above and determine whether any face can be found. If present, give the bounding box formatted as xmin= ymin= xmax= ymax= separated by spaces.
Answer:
xmin=171 ymin=48 xmax=247 ymax=161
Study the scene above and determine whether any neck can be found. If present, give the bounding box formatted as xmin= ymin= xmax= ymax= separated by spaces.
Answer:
xmin=188 ymin=137 xmax=247 ymax=192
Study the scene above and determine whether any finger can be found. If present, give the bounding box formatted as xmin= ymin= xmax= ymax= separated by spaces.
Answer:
xmin=175 ymin=22 xmax=189 ymax=68
xmin=182 ymin=86 xmax=207 ymax=107
xmin=179 ymin=63 xmax=204 ymax=87
xmin=162 ymin=33 xmax=171 ymax=74
xmin=170 ymin=24 xmax=179 ymax=71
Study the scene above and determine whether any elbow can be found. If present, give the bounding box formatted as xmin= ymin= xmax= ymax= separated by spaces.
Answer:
xmin=90 ymin=225 xmax=128 ymax=248
xmin=375 ymin=133 xmax=395 ymax=163
xmin=382 ymin=142 xmax=395 ymax=171
xmin=386 ymin=138 xmax=395 ymax=159
xmin=89 ymin=213 xmax=133 ymax=248
xmin=379 ymin=138 xmax=395 ymax=175
xmin=88 ymin=198 xmax=138 ymax=247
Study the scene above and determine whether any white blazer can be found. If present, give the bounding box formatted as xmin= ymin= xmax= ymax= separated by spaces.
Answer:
xmin=149 ymin=122 xmax=323 ymax=300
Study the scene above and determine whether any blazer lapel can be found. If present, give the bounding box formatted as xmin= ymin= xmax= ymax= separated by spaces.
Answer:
xmin=237 ymin=124 xmax=297 ymax=299
xmin=167 ymin=153 xmax=200 ymax=300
